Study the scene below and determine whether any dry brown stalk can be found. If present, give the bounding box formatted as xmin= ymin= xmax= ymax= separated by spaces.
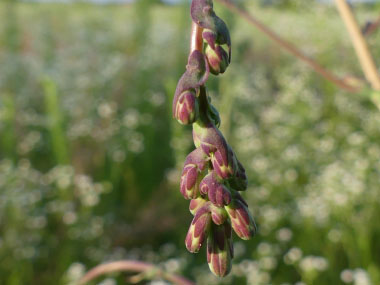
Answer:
xmin=214 ymin=0 xmax=359 ymax=93
xmin=335 ymin=0 xmax=380 ymax=91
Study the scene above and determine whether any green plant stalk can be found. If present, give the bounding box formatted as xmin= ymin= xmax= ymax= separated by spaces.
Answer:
xmin=1 ymin=93 xmax=16 ymax=160
xmin=42 ymin=77 xmax=69 ymax=165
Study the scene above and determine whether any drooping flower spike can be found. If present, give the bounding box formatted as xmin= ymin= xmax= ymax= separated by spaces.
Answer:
xmin=173 ymin=0 xmax=256 ymax=277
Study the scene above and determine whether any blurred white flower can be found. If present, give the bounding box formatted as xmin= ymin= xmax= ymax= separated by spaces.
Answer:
xmin=276 ymin=228 xmax=293 ymax=242
xmin=299 ymin=256 xmax=328 ymax=272
xmin=353 ymin=268 xmax=371 ymax=285
xmin=98 ymin=101 xmax=117 ymax=119
xmin=63 ymin=212 xmax=77 ymax=225
xmin=341 ymin=269 xmax=354 ymax=283
xmin=123 ymin=109 xmax=139 ymax=129
xmin=283 ymin=247 xmax=302 ymax=265
xmin=66 ymin=262 xmax=85 ymax=284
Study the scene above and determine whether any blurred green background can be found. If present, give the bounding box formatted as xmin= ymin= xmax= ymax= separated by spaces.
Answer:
xmin=1 ymin=0 xmax=380 ymax=284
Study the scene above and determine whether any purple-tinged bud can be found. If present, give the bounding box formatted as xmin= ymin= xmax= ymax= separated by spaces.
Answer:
xmin=192 ymin=122 xmax=233 ymax=178
xmin=189 ymin=197 xmax=208 ymax=215
xmin=210 ymin=204 xmax=228 ymax=225
xmin=185 ymin=202 xmax=212 ymax=253
xmin=180 ymin=148 xmax=208 ymax=199
xmin=184 ymin=147 xmax=208 ymax=171
xmin=200 ymin=172 xmax=231 ymax=207
xmin=172 ymin=50 xmax=209 ymax=119
xmin=174 ymin=90 xmax=199 ymax=125
xmin=191 ymin=1 xmax=232 ymax=60
xmin=202 ymin=29 xmax=217 ymax=50
xmin=225 ymin=199 xmax=256 ymax=240
xmin=205 ymin=44 xmax=229 ymax=75
xmin=207 ymin=223 xmax=233 ymax=277
xmin=180 ymin=164 xmax=202 ymax=199
xmin=210 ymin=147 xmax=235 ymax=180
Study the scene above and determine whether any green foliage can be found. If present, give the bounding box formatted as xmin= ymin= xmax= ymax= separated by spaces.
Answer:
xmin=0 ymin=1 xmax=380 ymax=284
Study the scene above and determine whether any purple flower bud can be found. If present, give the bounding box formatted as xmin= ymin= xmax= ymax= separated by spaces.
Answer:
xmin=202 ymin=29 xmax=217 ymax=50
xmin=207 ymin=223 xmax=233 ymax=277
xmin=184 ymin=147 xmax=208 ymax=171
xmin=173 ymin=50 xmax=209 ymax=119
xmin=210 ymin=147 xmax=235 ymax=180
xmin=205 ymin=44 xmax=229 ymax=75
xmin=190 ymin=1 xmax=231 ymax=60
xmin=225 ymin=199 xmax=256 ymax=240
xmin=189 ymin=197 xmax=208 ymax=215
xmin=185 ymin=203 xmax=212 ymax=253
xmin=180 ymin=164 xmax=201 ymax=199
xmin=174 ymin=90 xmax=199 ymax=125
xmin=193 ymin=122 xmax=235 ymax=180
xmin=210 ymin=204 xmax=228 ymax=225
xmin=180 ymin=148 xmax=208 ymax=199
xmin=200 ymin=172 xmax=231 ymax=207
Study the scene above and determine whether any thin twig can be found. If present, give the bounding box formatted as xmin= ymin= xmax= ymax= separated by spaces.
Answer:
xmin=78 ymin=260 xmax=195 ymax=285
xmin=335 ymin=0 xmax=380 ymax=91
xmin=214 ymin=0 xmax=359 ymax=93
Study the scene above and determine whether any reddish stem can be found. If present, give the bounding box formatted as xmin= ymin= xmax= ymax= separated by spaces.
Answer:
xmin=79 ymin=260 xmax=195 ymax=285
xmin=190 ymin=22 xmax=204 ymax=53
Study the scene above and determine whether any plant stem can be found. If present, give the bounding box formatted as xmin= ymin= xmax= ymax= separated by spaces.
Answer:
xmin=79 ymin=260 xmax=195 ymax=285
xmin=215 ymin=0 xmax=359 ymax=93
xmin=190 ymin=22 xmax=203 ymax=53
xmin=335 ymin=0 xmax=380 ymax=91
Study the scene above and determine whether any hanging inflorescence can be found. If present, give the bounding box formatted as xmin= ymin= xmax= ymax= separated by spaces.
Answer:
xmin=172 ymin=0 xmax=257 ymax=277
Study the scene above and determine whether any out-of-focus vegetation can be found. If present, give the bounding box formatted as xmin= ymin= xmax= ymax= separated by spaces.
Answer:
xmin=1 ymin=1 xmax=380 ymax=284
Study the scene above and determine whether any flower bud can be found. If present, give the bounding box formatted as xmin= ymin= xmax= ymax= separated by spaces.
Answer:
xmin=191 ymin=1 xmax=232 ymax=60
xmin=172 ymin=50 xmax=209 ymax=121
xmin=210 ymin=204 xmax=228 ymax=225
xmin=180 ymin=164 xmax=201 ymax=199
xmin=225 ymin=199 xmax=256 ymax=240
xmin=180 ymin=148 xmax=208 ymax=199
xmin=189 ymin=197 xmax=208 ymax=215
xmin=207 ymin=223 xmax=233 ymax=277
xmin=210 ymin=147 xmax=235 ymax=180
xmin=185 ymin=203 xmax=212 ymax=253
xmin=192 ymin=122 xmax=231 ymax=175
xmin=200 ymin=172 xmax=231 ymax=207
xmin=184 ymin=147 xmax=208 ymax=171
xmin=205 ymin=44 xmax=229 ymax=75
xmin=174 ymin=90 xmax=199 ymax=125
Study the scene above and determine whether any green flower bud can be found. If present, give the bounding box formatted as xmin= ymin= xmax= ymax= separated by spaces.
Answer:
xmin=205 ymin=44 xmax=229 ymax=75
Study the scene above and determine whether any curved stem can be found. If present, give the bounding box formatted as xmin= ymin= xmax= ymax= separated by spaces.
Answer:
xmin=79 ymin=260 xmax=195 ymax=285
xmin=215 ymin=0 xmax=359 ymax=93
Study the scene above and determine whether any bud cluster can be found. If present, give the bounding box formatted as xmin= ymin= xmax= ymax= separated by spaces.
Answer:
xmin=172 ymin=0 xmax=257 ymax=277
